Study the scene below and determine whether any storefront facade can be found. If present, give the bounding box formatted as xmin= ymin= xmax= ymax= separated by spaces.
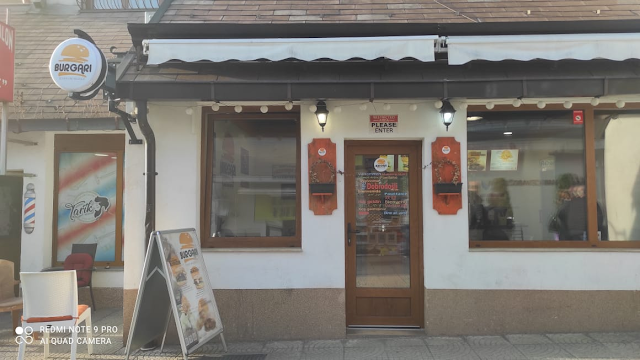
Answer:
xmin=9 ymin=0 xmax=640 ymax=343
xmin=111 ymin=13 xmax=640 ymax=340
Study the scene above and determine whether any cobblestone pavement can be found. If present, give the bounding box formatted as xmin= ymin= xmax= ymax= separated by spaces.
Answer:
xmin=2 ymin=310 xmax=640 ymax=359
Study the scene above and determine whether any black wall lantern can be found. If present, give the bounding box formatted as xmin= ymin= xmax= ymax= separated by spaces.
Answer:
xmin=440 ymin=100 xmax=456 ymax=131
xmin=315 ymin=101 xmax=329 ymax=132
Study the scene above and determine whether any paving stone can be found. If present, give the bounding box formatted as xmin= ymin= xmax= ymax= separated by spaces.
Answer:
xmin=303 ymin=340 xmax=343 ymax=350
xmin=514 ymin=344 xmax=574 ymax=359
xmin=562 ymin=343 xmax=619 ymax=358
xmin=428 ymin=344 xmax=480 ymax=360
xmin=546 ymin=333 xmax=596 ymax=344
xmin=383 ymin=337 xmax=426 ymax=347
xmin=424 ymin=336 xmax=467 ymax=346
xmin=601 ymin=342 xmax=640 ymax=359
xmin=506 ymin=334 xmax=554 ymax=345
xmin=470 ymin=345 xmax=527 ymax=360
xmin=227 ymin=342 xmax=266 ymax=353
xmin=589 ymin=332 xmax=640 ymax=344
xmin=264 ymin=341 xmax=303 ymax=352
xmin=265 ymin=350 xmax=302 ymax=360
xmin=386 ymin=345 xmax=433 ymax=360
xmin=466 ymin=336 xmax=510 ymax=346
xmin=344 ymin=338 xmax=384 ymax=348
xmin=344 ymin=346 xmax=387 ymax=360
xmin=302 ymin=347 xmax=344 ymax=360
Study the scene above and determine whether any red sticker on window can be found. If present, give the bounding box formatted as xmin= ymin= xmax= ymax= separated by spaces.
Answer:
xmin=573 ymin=110 xmax=584 ymax=125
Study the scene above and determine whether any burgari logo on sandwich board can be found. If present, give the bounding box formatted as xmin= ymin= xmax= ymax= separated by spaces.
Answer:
xmin=49 ymin=38 xmax=104 ymax=93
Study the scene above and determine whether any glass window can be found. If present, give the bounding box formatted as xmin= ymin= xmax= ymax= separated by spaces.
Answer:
xmin=467 ymin=111 xmax=588 ymax=242
xmin=205 ymin=115 xmax=300 ymax=248
xmin=53 ymin=134 xmax=124 ymax=266
xmin=594 ymin=113 xmax=640 ymax=241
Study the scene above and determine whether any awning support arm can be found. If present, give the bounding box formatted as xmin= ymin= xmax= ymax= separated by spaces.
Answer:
xmin=108 ymin=100 xmax=143 ymax=145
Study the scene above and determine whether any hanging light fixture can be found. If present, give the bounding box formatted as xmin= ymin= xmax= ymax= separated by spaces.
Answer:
xmin=285 ymin=102 xmax=294 ymax=111
xmin=315 ymin=101 xmax=329 ymax=132
xmin=440 ymin=100 xmax=456 ymax=132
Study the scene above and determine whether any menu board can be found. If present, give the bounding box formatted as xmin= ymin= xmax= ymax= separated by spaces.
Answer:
xmin=490 ymin=149 xmax=519 ymax=171
xmin=468 ymin=150 xmax=487 ymax=171
xmin=158 ymin=229 xmax=223 ymax=353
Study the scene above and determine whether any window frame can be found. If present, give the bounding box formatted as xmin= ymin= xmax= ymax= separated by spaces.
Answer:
xmin=52 ymin=134 xmax=125 ymax=267
xmin=467 ymin=103 xmax=640 ymax=249
xmin=200 ymin=106 xmax=302 ymax=249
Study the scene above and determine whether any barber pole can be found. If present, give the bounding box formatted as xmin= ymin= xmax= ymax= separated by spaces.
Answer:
xmin=23 ymin=183 xmax=35 ymax=234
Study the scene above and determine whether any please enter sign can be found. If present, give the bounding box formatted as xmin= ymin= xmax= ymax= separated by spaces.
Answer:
xmin=370 ymin=115 xmax=398 ymax=134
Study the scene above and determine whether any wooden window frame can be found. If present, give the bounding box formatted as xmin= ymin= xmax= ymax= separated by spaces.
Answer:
xmin=200 ymin=106 xmax=302 ymax=249
xmin=52 ymin=134 xmax=125 ymax=267
xmin=468 ymin=103 xmax=640 ymax=249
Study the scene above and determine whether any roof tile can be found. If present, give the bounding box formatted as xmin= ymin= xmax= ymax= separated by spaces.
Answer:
xmin=6 ymin=10 xmax=142 ymax=121
xmin=159 ymin=0 xmax=640 ymax=23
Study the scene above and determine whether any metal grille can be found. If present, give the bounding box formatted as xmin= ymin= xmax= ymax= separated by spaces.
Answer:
xmin=77 ymin=0 xmax=160 ymax=10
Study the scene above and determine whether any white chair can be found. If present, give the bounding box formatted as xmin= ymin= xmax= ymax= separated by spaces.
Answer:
xmin=17 ymin=271 xmax=93 ymax=360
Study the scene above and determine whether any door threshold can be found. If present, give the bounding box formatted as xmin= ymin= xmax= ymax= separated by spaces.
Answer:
xmin=347 ymin=327 xmax=424 ymax=338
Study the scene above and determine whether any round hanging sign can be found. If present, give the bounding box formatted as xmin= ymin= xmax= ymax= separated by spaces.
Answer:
xmin=442 ymin=146 xmax=451 ymax=155
xmin=49 ymin=38 xmax=105 ymax=93
xmin=318 ymin=148 xmax=327 ymax=156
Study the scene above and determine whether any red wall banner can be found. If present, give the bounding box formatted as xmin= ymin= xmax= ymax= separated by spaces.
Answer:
xmin=0 ymin=21 xmax=15 ymax=103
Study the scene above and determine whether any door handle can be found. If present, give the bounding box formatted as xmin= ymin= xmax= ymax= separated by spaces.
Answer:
xmin=347 ymin=223 xmax=360 ymax=246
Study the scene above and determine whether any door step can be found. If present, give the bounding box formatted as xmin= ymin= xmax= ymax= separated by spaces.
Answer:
xmin=347 ymin=327 xmax=424 ymax=337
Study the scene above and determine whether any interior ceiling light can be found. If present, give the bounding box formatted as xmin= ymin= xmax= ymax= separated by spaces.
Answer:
xmin=467 ymin=116 xmax=483 ymax=121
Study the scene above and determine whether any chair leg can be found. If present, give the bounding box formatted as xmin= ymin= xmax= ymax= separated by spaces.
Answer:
xmin=85 ymin=311 xmax=94 ymax=355
xmin=89 ymin=284 xmax=97 ymax=310
xmin=71 ymin=326 xmax=78 ymax=360
xmin=44 ymin=331 xmax=50 ymax=359
xmin=11 ymin=310 xmax=20 ymax=334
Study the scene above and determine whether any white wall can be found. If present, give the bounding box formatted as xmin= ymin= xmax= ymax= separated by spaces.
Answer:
xmin=136 ymin=100 xmax=640 ymax=293
xmin=8 ymin=130 xmax=124 ymax=288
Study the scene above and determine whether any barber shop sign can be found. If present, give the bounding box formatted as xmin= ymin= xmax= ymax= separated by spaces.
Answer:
xmin=65 ymin=191 xmax=110 ymax=223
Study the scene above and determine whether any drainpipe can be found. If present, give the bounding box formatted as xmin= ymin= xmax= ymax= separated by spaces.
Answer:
xmin=135 ymin=100 xmax=156 ymax=250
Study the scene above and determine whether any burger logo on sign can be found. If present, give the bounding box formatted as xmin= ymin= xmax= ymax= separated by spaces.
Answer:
xmin=49 ymin=37 xmax=105 ymax=93
xmin=56 ymin=44 xmax=92 ymax=77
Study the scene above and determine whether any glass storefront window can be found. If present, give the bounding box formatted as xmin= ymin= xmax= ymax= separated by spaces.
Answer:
xmin=594 ymin=113 xmax=640 ymax=241
xmin=467 ymin=111 xmax=588 ymax=241
xmin=205 ymin=116 xmax=300 ymax=247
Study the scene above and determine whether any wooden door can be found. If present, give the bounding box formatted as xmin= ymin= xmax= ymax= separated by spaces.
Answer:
xmin=345 ymin=141 xmax=423 ymax=327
